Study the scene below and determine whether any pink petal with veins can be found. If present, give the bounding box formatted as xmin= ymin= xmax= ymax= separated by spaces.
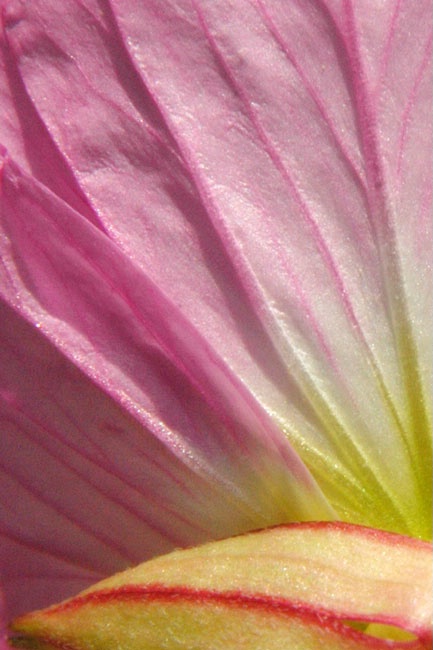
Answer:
xmin=0 ymin=0 xmax=431 ymax=624
xmin=0 ymin=154 xmax=331 ymax=617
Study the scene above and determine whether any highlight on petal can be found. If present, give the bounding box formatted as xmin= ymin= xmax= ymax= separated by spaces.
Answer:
xmin=9 ymin=523 xmax=433 ymax=650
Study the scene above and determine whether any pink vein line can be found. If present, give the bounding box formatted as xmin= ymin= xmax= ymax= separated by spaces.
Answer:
xmin=397 ymin=32 xmax=432 ymax=178
xmin=192 ymin=0 xmax=407 ymax=437
xmin=256 ymin=0 xmax=368 ymax=197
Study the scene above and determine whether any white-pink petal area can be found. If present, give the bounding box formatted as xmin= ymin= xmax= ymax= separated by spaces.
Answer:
xmin=110 ymin=0 xmax=432 ymax=535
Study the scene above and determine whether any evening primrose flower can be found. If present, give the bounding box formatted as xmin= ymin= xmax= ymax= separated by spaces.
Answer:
xmin=0 ymin=0 xmax=431 ymax=648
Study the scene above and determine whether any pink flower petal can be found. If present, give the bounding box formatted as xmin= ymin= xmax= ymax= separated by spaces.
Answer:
xmin=108 ymin=0 xmax=432 ymax=535
xmin=0 ymin=10 xmax=100 ymax=227
xmin=2 ymin=0 xmax=431 ymax=536
xmin=0 ymin=154 xmax=332 ymax=617
xmin=0 ymin=0 xmax=431 ymax=626
xmin=1 ymin=0 xmax=330 ymax=480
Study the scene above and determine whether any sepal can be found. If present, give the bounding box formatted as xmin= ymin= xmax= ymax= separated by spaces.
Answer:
xmin=10 ymin=523 xmax=432 ymax=650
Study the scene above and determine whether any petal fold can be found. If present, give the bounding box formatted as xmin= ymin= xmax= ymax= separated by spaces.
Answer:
xmin=0 ymin=153 xmax=332 ymax=617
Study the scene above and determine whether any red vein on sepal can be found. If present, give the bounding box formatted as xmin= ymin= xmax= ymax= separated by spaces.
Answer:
xmin=241 ymin=520 xmax=432 ymax=548
xmin=25 ymin=584 xmax=427 ymax=649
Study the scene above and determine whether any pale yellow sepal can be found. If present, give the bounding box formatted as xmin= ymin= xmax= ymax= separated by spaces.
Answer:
xmin=10 ymin=523 xmax=432 ymax=650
